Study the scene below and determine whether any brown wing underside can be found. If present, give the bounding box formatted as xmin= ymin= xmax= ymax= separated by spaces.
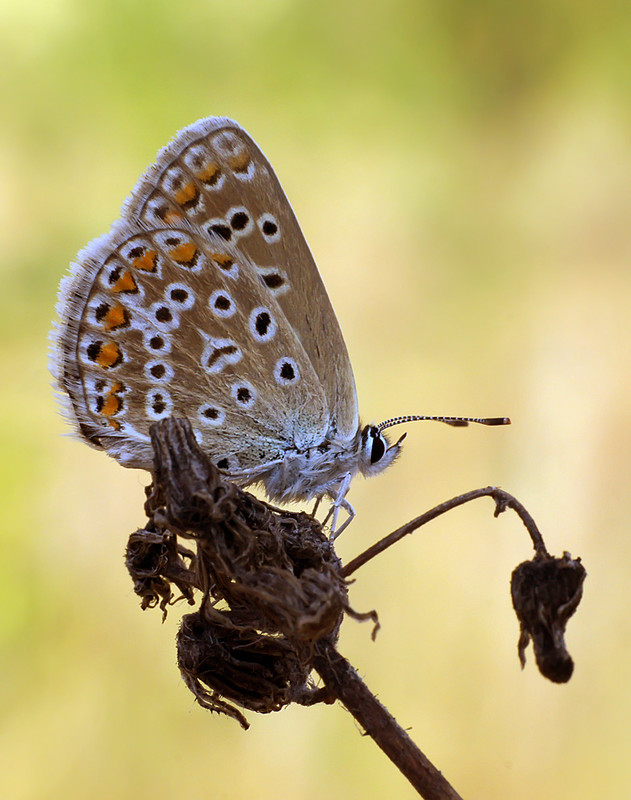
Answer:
xmin=124 ymin=117 xmax=359 ymax=440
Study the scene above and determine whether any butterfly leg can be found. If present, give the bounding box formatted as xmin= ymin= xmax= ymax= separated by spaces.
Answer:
xmin=329 ymin=498 xmax=356 ymax=540
xmin=327 ymin=473 xmax=355 ymax=540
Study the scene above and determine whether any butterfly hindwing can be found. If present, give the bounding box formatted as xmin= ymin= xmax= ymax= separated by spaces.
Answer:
xmin=54 ymin=218 xmax=330 ymax=471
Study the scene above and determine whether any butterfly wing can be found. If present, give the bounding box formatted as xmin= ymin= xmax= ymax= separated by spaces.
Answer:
xmin=125 ymin=117 xmax=359 ymax=441
xmin=53 ymin=219 xmax=331 ymax=472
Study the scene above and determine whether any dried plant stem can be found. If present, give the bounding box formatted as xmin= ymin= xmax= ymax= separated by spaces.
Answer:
xmin=312 ymin=640 xmax=464 ymax=800
xmin=342 ymin=486 xmax=550 ymax=578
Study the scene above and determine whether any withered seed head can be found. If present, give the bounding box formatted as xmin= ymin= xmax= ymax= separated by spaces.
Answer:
xmin=511 ymin=552 xmax=586 ymax=683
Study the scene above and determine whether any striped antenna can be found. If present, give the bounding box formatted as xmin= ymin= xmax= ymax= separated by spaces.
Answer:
xmin=376 ymin=415 xmax=511 ymax=433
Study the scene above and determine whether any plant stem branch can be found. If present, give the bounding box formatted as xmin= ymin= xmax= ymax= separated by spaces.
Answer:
xmin=313 ymin=640 xmax=464 ymax=800
xmin=342 ymin=486 xmax=549 ymax=578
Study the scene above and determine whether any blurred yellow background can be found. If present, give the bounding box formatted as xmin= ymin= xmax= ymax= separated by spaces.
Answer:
xmin=2 ymin=1 xmax=630 ymax=798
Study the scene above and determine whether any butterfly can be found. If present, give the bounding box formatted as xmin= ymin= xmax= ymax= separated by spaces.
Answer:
xmin=51 ymin=117 xmax=508 ymax=534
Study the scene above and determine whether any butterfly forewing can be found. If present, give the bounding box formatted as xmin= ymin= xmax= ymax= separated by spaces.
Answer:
xmin=125 ymin=117 xmax=359 ymax=441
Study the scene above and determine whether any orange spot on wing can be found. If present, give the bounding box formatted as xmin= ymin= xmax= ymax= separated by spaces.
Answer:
xmin=151 ymin=198 xmax=183 ymax=224
xmin=170 ymin=241 xmax=197 ymax=264
xmin=163 ymin=208 xmax=183 ymax=223
xmin=210 ymin=252 xmax=234 ymax=269
xmin=102 ymin=303 xmax=128 ymax=331
xmin=96 ymin=342 xmax=122 ymax=368
xmin=111 ymin=270 xmax=138 ymax=293
xmin=131 ymin=250 xmax=157 ymax=272
xmin=228 ymin=151 xmax=251 ymax=172
xmin=197 ymin=161 xmax=220 ymax=183
xmin=174 ymin=181 xmax=199 ymax=207
xmin=100 ymin=380 xmax=123 ymax=422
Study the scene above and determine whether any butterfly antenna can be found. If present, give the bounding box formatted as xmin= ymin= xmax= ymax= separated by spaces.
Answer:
xmin=376 ymin=414 xmax=511 ymax=433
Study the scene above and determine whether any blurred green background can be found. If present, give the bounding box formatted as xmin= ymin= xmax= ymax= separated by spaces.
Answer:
xmin=2 ymin=0 xmax=630 ymax=797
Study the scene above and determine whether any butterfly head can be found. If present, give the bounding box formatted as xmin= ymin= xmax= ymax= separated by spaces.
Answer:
xmin=359 ymin=424 xmax=406 ymax=478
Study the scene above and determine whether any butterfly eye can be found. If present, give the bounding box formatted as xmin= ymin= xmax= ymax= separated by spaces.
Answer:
xmin=370 ymin=428 xmax=386 ymax=464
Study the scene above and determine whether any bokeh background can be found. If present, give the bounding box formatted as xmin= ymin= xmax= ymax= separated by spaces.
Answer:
xmin=2 ymin=1 xmax=630 ymax=798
